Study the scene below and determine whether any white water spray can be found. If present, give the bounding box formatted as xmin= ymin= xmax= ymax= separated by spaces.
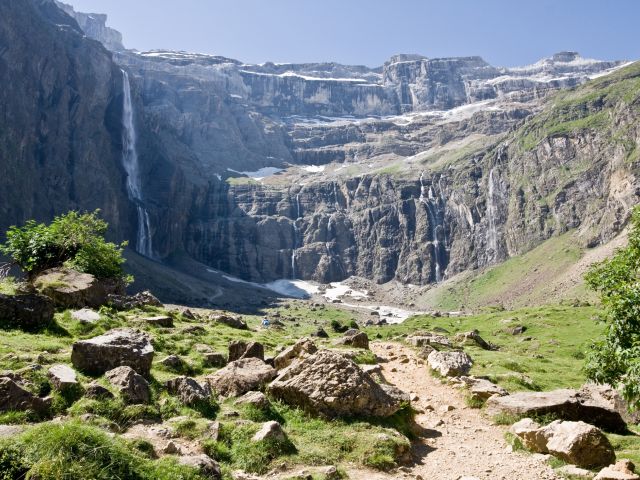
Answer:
xmin=419 ymin=171 xmax=447 ymax=282
xmin=121 ymin=70 xmax=154 ymax=258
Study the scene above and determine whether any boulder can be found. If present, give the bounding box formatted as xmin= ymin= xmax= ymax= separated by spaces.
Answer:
xmin=47 ymin=364 xmax=78 ymax=392
xmin=178 ymin=454 xmax=221 ymax=479
xmin=228 ymin=341 xmax=264 ymax=362
xmin=107 ymin=290 xmax=162 ymax=310
xmin=84 ymin=382 xmax=114 ymax=399
xmin=202 ymin=352 xmax=227 ymax=368
xmin=274 ymin=338 xmax=317 ymax=370
xmin=454 ymin=330 xmax=495 ymax=350
xmin=0 ymin=292 xmax=54 ymax=331
xmin=166 ymin=376 xmax=211 ymax=407
xmin=206 ymin=357 xmax=276 ymax=398
xmin=506 ymin=325 xmax=527 ymax=335
xmin=268 ymin=350 xmax=406 ymax=418
xmin=486 ymin=387 xmax=628 ymax=432
xmin=160 ymin=355 xmax=185 ymax=371
xmin=138 ymin=315 xmax=173 ymax=328
xmin=251 ymin=421 xmax=287 ymax=443
xmin=211 ymin=314 xmax=248 ymax=330
xmin=427 ymin=350 xmax=473 ymax=377
xmin=542 ymin=420 xmax=615 ymax=469
xmin=106 ymin=366 xmax=150 ymax=404
xmin=510 ymin=418 xmax=547 ymax=452
xmin=71 ymin=308 xmax=100 ymax=324
xmin=34 ymin=267 xmax=120 ymax=308
xmin=459 ymin=376 xmax=508 ymax=400
xmin=234 ymin=391 xmax=270 ymax=410
xmin=578 ymin=383 xmax=640 ymax=427
xmin=71 ymin=328 xmax=154 ymax=377
xmin=557 ymin=466 xmax=595 ymax=478
xmin=339 ymin=329 xmax=369 ymax=349
xmin=0 ymin=377 xmax=51 ymax=414
xmin=596 ymin=460 xmax=640 ymax=480
xmin=407 ymin=333 xmax=452 ymax=348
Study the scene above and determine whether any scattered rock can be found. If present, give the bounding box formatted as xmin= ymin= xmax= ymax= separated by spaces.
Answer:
xmin=47 ymin=364 xmax=78 ymax=392
xmin=105 ymin=366 xmax=151 ymax=404
xmin=166 ymin=376 xmax=211 ymax=407
xmin=181 ymin=325 xmax=206 ymax=335
xmin=211 ymin=314 xmax=248 ymax=330
xmin=596 ymin=459 xmax=640 ymax=480
xmin=339 ymin=329 xmax=369 ymax=349
xmin=454 ymin=330 xmax=495 ymax=350
xmin=234 ymin=391 xmax=270 ymax=410
xmin=274 ymin=338 xmax=317 ymax=370
xmin=459 ymin=376 xmax=508 ymax=400
xmin=228 ymin=341 xmax=264 ymax=362
xmin=407 ymin=333 xmax=452 ymax=348
xmin=178 ymin=454 xmax=221 ymax=479
xmin=139 ymin=315 xmax=173 ymax=328
xmin=0 ymin=292 xmax=54 ymax=331
xmin=160 ymin=354 xmax=185 ymax=371
xmin=107 ymin=290 xmax=162 ymax=310
xmin=510 ymin=418 xmax=548 ymax=452
xmin=313 ymin=328 xmax=329 ymax=338
xmin=71 ymin=308 xmax=101 ymax=324
xmin=176 ymin=308 xmax=197 ymax=320
xmin=557 ymin=465 xmax=595 ymax=478
xmin=0 ymin=377 xmax=51 ymax=414
xmin=251 ymin=421 xmax=287 ymax=443
xmin=71 ymin=328 xmax=154 ymax=377
xmin=486 ymin=387 xmax=628 ymax=432
xmin=268 ymin=350 xmax=407 ymax=418
xmin=34 ymin=267 xmax=121 ymax=308
xmin=84 ymin=382 xmax=114 ymax=399
xmin=206 ymin=358 xmax=276 ymax=397
xmin=427 ymin=350 xmax=473 ymax=377
xmin=506 ymin=325 xmax=527 ymax=335
xmin=202 ymin=352 xmax=227 ymax=368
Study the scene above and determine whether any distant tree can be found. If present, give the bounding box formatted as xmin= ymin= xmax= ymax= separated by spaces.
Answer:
xmin=585 ymin=206 xmax=640 ymax=407
xmin=0 ymin=210 xmax=131 ymax=284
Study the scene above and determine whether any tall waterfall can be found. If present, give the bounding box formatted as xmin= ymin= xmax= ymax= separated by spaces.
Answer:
xmin=419 ymin=172 xmax=448 ymax=282
xmin=486 ymin=167 xmax=499 ymax=261
xmin=121 ymin=70 xmax=154 ymax=258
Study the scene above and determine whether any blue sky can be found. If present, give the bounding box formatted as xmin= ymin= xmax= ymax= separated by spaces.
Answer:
xmin=64 ymin=0 xmax=640 ymax=67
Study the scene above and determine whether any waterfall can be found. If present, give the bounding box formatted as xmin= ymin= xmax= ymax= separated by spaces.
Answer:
xmin=487 ymin=167 xmax=499 ymax=261
xmin=296 ymin=193 xmax=302 ymax=219
xmin=333 ymin=182 xmax=340 ymax=210
xmin=291 ymin=222 xmax=299 ymax=279
xmin=419 ymin=171 xmax=448 ymax=283
xmin=121 ymin=69 xmax=154 ymax=258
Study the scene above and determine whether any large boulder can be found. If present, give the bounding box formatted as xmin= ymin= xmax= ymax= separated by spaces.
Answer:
xmin=166 ymin=376 xmax=211 ymax=407
xmin=268 ymin=350 xmax=407 ymax=418
xmin=339 ymin=329 xmax=369 ymax=349
xmin=273 ymin=338 xmax=317 ymax=370
xmin=0 ymin=377 xmax=51 ymax=414
xmin=71 ymin=328 xmax=154 ymax=377
xmin=407 ymin=333 xmax=452 ymax=348
xmin=427 ymin=350 xmax=473 ymax=377
xmin=105 ymin=366 xmax=151 ymax=404
xmin=228 ymin=341 xmax=264 ymax=362
xmin=107 ymin=290 xmax=162 ymax=310
xmin=206 ymin=358 xmax=276 ymax=398
xmin=454 ymin=330 xmax=495 ymax=350
xmin=0 ymin=292 xmax=54 ymax=331
xmin=486 ymin=387 xmax=628 ymax=433
xmin=251 ymin=421 xmax=287 ymax=443
xmin=543 ymin=421 xmax=615 ymax=469
xmin=34 ymin=267 xmax=121 ymax=309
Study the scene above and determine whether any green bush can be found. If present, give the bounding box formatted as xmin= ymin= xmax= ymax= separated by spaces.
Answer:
xmin=0 ymin=210 xmax=131 ymax=283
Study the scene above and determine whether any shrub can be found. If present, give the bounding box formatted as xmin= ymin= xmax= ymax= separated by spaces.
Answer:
xmin=0 ymin=210 xmax=131 ymax=284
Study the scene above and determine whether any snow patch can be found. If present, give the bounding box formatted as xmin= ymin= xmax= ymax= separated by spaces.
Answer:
xmin=227 ymin=167 xmax=283 ymax=180
xmin=302 ymin=165 xmax=326 ymax=173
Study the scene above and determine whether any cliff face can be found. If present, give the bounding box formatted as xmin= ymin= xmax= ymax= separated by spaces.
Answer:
xmin=1 ymin=1 xmax=637 ymax=295
xmin=0 ymin=0 xmax=131 ymax=241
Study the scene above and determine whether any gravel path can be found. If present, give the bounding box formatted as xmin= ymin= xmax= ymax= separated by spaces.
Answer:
xmin=345 ymin=342 xmax=560 ymax=480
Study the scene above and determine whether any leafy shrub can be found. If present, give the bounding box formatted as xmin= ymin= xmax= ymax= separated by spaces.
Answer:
xmin=330 ymin=320 xmax=348 ymax=333
xmin=1 ymin=210 xmax=131 ymax=283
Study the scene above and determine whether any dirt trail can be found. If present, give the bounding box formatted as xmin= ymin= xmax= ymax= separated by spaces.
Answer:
xmin=345 ymin=342 xmax=560 ymax=480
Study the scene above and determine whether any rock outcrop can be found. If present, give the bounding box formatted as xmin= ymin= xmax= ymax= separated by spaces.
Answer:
xmin=228 ymin=341 xmax=265 ymax=362
xmin=0 ymin=377 xmax=51 ymax=414
xmin=268 ymin=350 xmax=407 ymax=418
xmin=273 ymin=338 xmax=317 ymax=370
xmin=487 ymin=387 xmax=629 ymax=433
xmin=34 ymin=268 xmax=121 ymax=309
xmin=71 ymin=328 xmax=154 ymax=377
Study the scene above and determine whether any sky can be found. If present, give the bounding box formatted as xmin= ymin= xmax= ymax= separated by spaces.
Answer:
xmin=63 ymin=0 xmax=640 ymax=68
